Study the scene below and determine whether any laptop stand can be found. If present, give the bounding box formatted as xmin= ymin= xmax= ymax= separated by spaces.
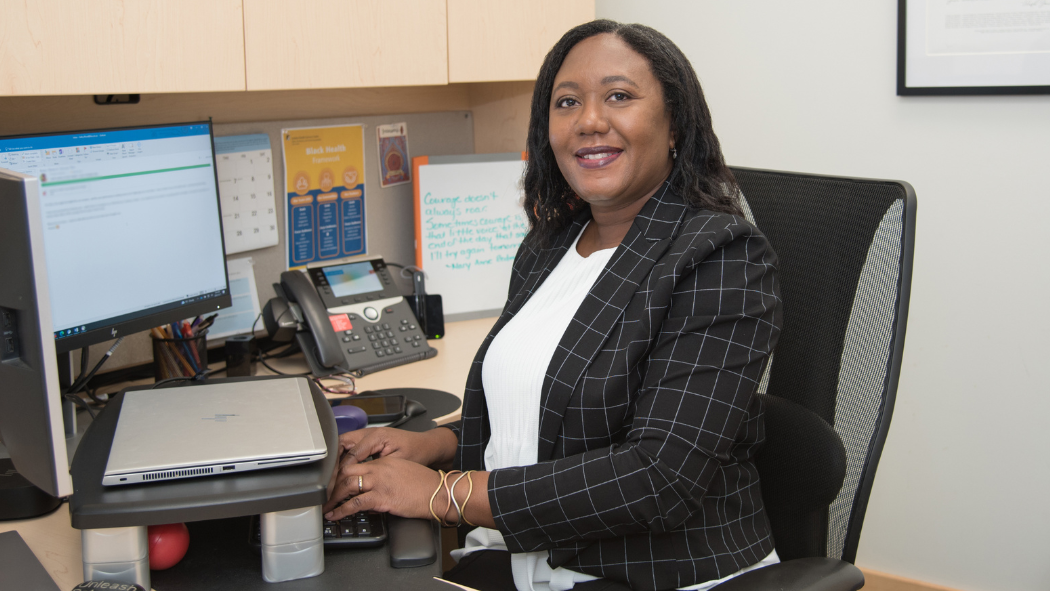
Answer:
xmin=68 ymin=376 xmax=337 ymax=589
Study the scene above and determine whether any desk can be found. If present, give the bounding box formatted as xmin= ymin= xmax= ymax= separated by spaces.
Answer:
xmin=0 ymin=316 xmax=496 ymax=590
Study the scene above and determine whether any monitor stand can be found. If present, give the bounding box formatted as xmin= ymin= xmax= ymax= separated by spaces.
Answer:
xmin=0 ymin=457 xmax=62 ymax=520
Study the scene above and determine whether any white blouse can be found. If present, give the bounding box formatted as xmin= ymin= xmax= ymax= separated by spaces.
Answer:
xmin=450 ymin=226 xmax=778 ymax=590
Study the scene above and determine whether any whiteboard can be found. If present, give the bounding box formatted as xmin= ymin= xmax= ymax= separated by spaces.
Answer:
xmin=413 ymin=153 xmax=527 ymax=320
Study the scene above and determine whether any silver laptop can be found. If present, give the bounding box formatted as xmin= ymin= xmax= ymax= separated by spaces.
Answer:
xmin=103 ymin=378 xmax=327 ymax=486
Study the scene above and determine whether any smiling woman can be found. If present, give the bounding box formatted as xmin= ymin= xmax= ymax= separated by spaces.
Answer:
xmin=324 ymin=19 xmax=782 ymax=591
xmin=523 ymin=20 xmax=743 ymax=254
xmin=547 ymin=33 xmax=675 ymax=256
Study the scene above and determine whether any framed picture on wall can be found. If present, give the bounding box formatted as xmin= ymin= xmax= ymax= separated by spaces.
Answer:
xmin=897 ymin=0 xmax=1050 ymax=95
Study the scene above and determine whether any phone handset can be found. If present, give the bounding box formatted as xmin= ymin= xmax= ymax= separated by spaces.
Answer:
xmin=279 ymin=270 xmax=345 ymax=370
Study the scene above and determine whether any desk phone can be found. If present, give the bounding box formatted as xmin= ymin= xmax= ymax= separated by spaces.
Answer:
xmin=267 ymin=256 xmax=436 ymax=377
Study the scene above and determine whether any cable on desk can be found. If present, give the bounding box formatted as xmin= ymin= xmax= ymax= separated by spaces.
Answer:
xmin=256 ymin=340 xmax=309 ymax=376
xmin=63 ymin=392 xmax=96 ymax=419
xmin=69 ymin=337 xmax=125 ymax=395
xmin=268 ymin=341 xmax=302 ymax=359
xmin=85 ymin=387 xmax=108 ymax=406
xmin=252 ymin=311 xmax=300 ymax=358
xmin=76 ymin=347 xmax=90 ymax=386
xmin=257 ymin=351 xmax=312 ymax=377
xmin=251 ymin=311 xmax=263 ymax=337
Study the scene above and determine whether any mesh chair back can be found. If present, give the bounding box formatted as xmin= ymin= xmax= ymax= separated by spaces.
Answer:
xmin=731 ymin=167 xmax=916 ymax=563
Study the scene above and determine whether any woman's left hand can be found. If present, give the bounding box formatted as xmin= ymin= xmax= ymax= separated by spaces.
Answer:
xmin=323 ymin=456 xmax=442 ymax=522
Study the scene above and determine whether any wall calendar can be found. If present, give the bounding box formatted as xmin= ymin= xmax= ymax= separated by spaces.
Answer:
xmin=214 ymin=134 xmax=280 ymax=254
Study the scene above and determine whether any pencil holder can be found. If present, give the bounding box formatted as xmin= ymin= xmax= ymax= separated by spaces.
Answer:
xmin=151 ymin=334 xmax=208 ymax=381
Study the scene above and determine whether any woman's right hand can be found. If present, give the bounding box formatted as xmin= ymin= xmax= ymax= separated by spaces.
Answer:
xmin=327 ymin=426 xmax=457 ymax=504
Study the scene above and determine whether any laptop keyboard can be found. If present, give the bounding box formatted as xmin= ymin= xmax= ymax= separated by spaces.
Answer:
xmin=249 ymin=511 xmax=387 ymax=549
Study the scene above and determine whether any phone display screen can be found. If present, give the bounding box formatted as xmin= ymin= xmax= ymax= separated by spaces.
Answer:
xmin=322 ymin=262 xmax=383 ymax=298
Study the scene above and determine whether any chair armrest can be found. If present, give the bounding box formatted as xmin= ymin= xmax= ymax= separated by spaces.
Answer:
xmin=710 ymin=557 xmax=864 ymax=591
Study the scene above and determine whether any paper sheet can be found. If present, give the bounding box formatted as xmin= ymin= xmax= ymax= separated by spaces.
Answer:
xmin=214 ymin=134 xmax=280 ymax=255
xmin=208 ymin=257 xmax=263 ymax=339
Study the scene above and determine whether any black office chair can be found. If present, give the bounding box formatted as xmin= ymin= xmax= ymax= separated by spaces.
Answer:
xmin=712 ymin=168 xmax=916 ymax=591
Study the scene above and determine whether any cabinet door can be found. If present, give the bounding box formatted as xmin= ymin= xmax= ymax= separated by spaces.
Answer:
xmin=244 ymin=0 xmax=448 ymax=91
xmin=0 ymin=0 xmax=246 ymax=96
xmin=447 ymin=0 xmax=594 ymax=83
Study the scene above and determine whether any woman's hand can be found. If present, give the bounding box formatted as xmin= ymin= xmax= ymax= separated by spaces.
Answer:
xmin=324 ymin=426 xmax=460 ymax=521
xmin=323 ymin=456 xmax=442 ymax=521
xmin=333 ymin=426 xmax=457 ymax=468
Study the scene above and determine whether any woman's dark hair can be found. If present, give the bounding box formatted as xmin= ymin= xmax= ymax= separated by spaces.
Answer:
xmin=522 ymin=20 xmax=741 ymax=247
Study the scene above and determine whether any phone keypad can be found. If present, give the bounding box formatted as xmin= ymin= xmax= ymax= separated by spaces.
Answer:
xmin=338 ymin=301 xmax=434 ymax=369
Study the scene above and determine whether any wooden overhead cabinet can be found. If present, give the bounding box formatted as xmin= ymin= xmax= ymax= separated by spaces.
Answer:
xmin=447 ymin=0 xmax=595 ymax=83
xmin=0 ymin=0 xmax=595 ymax=97
xmin=0 ymin=0 xmax=246 ymax=96
xmin=244 ymin=0 xmax=449 ymax=91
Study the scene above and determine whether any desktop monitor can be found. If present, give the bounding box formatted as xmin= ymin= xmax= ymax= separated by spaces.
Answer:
xmin=0 ymin=121 xmax=231 ymax=501
xmin=0 ymin=122 xmax=231 ymax=354
xmin=0 ymin=170 xmax=71 ymax=499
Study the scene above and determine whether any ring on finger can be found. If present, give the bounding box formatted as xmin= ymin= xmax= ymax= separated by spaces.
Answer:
xmin=358 ymin=474 xmax=364 ymax=494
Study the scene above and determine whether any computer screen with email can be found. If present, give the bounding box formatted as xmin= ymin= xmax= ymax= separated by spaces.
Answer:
xmin=0 ymin=122 xmax=230 ymax=353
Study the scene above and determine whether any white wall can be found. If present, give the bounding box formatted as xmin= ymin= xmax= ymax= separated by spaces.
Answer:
xmin=595 ymin=2 xmax=1050 ymax=590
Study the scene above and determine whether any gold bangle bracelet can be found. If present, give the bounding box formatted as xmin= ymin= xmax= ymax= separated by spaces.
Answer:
xmin=450 ymin=470 xmax=471 ymax=526
xmin=429 ymin=470 xmax=446 ymax=524
xmin=441 ymin=470 xmax=459 ymax=527
xmin=459 ymin=470 xmax=477 ymax=527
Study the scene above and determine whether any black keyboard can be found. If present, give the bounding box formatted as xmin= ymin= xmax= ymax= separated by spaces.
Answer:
xmin=248 ymin=511 xmax=387 ymax=550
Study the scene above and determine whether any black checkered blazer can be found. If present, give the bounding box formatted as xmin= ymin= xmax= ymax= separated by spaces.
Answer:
xmin=446 ymin=181 xmax=782 ymax=590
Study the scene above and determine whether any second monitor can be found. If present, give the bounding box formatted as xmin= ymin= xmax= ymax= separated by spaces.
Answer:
xmin=0 ymin=121 xmax=231 ymax=355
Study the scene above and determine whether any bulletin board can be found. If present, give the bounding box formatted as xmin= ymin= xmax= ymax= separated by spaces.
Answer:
xmin=412 ymin=152 xmax=528 ymax=321
xmin=213 ymin=111 xmax=475 ymax=317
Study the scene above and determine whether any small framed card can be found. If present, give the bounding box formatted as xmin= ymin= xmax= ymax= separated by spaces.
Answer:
xmin=377 ymin=123 xmax=411 ymax=188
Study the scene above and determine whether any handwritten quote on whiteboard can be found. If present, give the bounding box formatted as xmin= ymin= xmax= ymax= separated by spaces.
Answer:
xmin=416 ymin=158 xmax=528 ymax=317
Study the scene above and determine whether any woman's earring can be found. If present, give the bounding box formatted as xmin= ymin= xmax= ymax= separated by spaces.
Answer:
xmin=671 ymin=146 xmax=678 ymax=160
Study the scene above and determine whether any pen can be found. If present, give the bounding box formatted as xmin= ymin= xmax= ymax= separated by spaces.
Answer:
xmin=184 ymin=326 xmax=203 ymax=371
xmin=153 ymin=325 xmax=193 ymax=377
xmin=161 ymin=327 xmax=194 ymax=376
xmin=171 ymin=346 xmax=195 ymax=376
xmin=171 ymin=322 xmax=200 ymax=374
xmin=161 ymin=342 xmax=185 ymax=378
xmin=195 ymin=314 xmax=219 ymax=333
